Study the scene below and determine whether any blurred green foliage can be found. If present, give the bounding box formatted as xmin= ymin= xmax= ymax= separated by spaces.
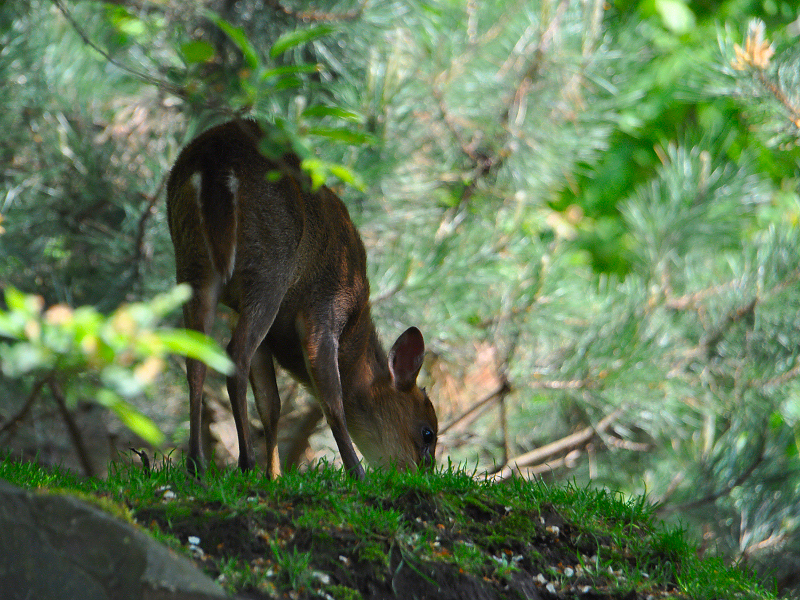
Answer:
xmin=0 ymin=285 xmax=232 ymax=445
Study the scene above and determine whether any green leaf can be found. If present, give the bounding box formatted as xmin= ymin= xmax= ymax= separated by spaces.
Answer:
xmin=305 ymin=126 xmax=375 ymax=146
xmin=106 ymin=6 xmax=146 ymax=38
xmin=156 ymin=329 xmax=234 ymax=375
xmin=273 ymin=75 xmax=304 ymax=91
xmin=146 ymin=285 xmax=193 ymax=318
xmin=181 ymin=40 xmax=216 ymax=64
xmin=204 ymin=11 xmax=259 ymax=70
xmin=300 ymin=158 xmax=327 ymax=191
xmin=300 ymin=158 xmax=366 ymax=192
xmin=270 ymin=25 xmax=334 ymax=58
xmin=301 ymin=105 xmax=363 ymax=123
xmin=261 ymin=63 xmax=322 ymax=80
xmin=654 ymin=0 xmax=696 ymax=35
xmin=4 ymin=287 xmax=41 ymax=315
xmin=100 ymin=390 xmax=164 ymax=446
xmin=327 ymin=164 xmax=366 ymax=192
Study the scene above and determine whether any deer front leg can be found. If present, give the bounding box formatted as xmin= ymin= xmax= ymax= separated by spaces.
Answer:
xmin=306 ymin=332 xmax=365 ymax=479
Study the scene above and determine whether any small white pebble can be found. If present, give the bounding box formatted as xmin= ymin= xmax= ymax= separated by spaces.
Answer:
xmin=338 ymin=555 xmax=351 ymax=566
xmin=581 ymin=585 xmax=592 ymax=593
xmin=536 ymin=573 xmax=547 ymax=585
xmin=564 ymin=567 xmax=574 ymax=577
xmin=162 ymin=490 xmax=176 ymax=500
xmin=546 ymin=583 xmax=556 ymax=594
xmin=313 ymin=571 xmax=331 ymax=585
xmin=187 ymin=536 xmax=201 ymax=545
xmin=546 ymin=525 xmax=560 ymax=536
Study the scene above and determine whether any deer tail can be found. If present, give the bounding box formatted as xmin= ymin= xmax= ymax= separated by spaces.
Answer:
xmin=196 ymin=161 xmax=238 ymax=280
xmin=168 ymin=140 xmax=239 ymax=281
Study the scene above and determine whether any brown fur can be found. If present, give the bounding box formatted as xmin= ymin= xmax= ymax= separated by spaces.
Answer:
xmin=166 ymin=120 xmax=438 ymax=478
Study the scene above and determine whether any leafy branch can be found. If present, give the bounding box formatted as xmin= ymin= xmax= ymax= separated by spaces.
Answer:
xmin=0 ymin=286 xmax=232 ymax=454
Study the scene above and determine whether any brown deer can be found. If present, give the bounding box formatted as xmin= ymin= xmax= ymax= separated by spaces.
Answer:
xmin=166 ymin=119 xmax=438 ymax=479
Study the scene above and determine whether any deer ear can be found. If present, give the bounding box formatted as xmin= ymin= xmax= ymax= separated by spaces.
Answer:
xmin=388 ymin=327 xmax=425 ymax=391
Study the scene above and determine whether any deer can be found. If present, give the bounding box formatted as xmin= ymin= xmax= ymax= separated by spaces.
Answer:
xmin=166 ymin=119 xmax=438 ymax=479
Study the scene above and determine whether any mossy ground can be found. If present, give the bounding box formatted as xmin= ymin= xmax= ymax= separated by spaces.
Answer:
xmin=0 ymin=454 xmax=774 ymax=600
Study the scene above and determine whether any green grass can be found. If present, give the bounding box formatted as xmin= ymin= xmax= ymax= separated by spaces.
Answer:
xmin=0 ymin=453 xmax=775 ymax=600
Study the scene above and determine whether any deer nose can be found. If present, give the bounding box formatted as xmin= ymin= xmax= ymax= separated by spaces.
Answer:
xmin=420 ymin=447 xmax=435 ymax=470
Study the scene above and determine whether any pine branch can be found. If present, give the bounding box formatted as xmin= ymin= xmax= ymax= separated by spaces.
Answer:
xmin=699 ymin=296 xmax=757 ymax=359
xmin=755 ymin=69 xmax=800 ymax=128
xmin=661 ymin=437 xmax=767 ymax=515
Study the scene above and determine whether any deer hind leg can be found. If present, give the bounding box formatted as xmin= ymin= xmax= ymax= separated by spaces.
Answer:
xmin=182 ymin=278 xmax=222 ymax=476
xmin=226 ymin=294 xmax=286 ymax=472
xmin=249 ymin=342 xmax=282 ymax=478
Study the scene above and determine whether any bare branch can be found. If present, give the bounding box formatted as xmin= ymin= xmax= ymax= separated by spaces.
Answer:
xmin=48 ymin=376 xmax=96 ymax=477
xmin=0 ymin=378 xmax=47 ymax=439
xmin=491 ymin=407 xmax=625 ymax=480
xmin=439 ymin=378 xmax=511 ymax=436
xmin=262 ymin=0 xmax=367 ymax=22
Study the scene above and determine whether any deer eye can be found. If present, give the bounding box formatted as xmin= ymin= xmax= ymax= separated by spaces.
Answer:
xmin=421 ymin=426 xmax=435 ymax=445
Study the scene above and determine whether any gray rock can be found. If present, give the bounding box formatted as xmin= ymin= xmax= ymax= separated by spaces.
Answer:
xmin=0 ymin=479 xmax=229 ymax=600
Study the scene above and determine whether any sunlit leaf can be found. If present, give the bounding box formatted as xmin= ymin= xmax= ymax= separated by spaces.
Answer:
xmin=106 ymin=6 xmax=146 ymax=38
xmin=301 ymin=105 xmax=363 ymax=123
xmin=327 ymin=164 xmax=366 ymax=192
xmin=305 ymin=126 xmax=375 ymax=146
xmin=100 ymin=389 xmax=164 ymax=446
xmin=654 ymin=0 xmax=696 ymax=35
xmin=300 ymin=158 xmax=327 ymax=191
xmin=270 ymin=25 xmax=334 ymax=58
xmin=157 ymin=329 xmax=233 ymax=375
xmin=146 ymin=285 xmax=192 ymax=318
xmin=4 ymin=287 xmax=42 ymax=316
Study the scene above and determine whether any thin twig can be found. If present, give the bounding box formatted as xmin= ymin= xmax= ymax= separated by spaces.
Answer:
xmin=51 ymin=0 xmax=180 ymax=95
xmin=263 ymin=0 xmax=367 ymax=22
xmin=439 ymin=378 xmax=511 ymax=436
xmin=48 ymin=376 xmax=96 ymax=477
xmin=660 ymin=440 xmax=766 ymax=515
xmin=0 ymin=378 xmax=47 ymax=438
xmin=128 ymin=171 xmax=169 ymax=289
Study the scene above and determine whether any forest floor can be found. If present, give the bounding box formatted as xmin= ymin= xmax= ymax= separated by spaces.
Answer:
xmin=0 ymin=455 xmax=774 ymax=600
